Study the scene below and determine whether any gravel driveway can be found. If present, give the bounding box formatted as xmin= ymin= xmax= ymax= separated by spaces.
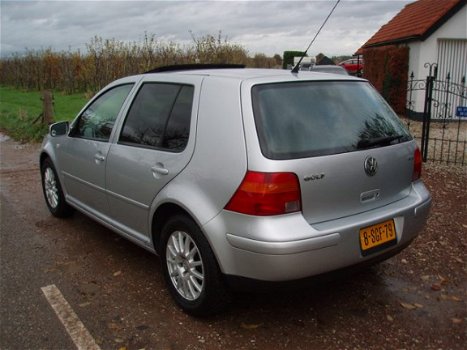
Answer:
xmin=1 ymin=137 xmax=465 ymax=350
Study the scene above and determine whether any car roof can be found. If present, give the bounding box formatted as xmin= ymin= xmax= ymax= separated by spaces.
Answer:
xmin=149 ymin=68 xmax=362 ymax=82
xmin=110 ymin=68 xmax=364 ymax=87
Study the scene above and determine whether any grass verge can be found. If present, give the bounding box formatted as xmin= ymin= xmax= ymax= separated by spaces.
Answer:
xmin=0 ymin=86 xmax=88 ymax=142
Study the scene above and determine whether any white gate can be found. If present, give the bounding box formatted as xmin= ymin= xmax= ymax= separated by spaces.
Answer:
xmin=434 ymin=39 xmax=467 ymax=120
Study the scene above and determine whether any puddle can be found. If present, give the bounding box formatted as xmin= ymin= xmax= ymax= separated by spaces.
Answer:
xmin=0 ymin=133 xmax=11 ymax=142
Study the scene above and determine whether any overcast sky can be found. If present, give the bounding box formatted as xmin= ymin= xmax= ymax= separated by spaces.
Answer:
xmin=0 ymin=0 xmax=412 ymax=58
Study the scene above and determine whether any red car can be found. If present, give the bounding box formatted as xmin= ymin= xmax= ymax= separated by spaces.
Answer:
xmin=339 ymin=58 xmax=364 ymax=75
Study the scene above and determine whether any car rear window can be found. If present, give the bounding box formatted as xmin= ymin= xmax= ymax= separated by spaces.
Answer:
xmin=251 ymin=81 xmax=411 ymax=160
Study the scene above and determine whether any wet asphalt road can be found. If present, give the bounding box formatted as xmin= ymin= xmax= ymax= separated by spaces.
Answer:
xmin=0 ymin=137 xmax=465 ymax=350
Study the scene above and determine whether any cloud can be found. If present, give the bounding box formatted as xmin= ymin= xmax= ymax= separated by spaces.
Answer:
xmin=0 ymin=0 xmax=411 ymax=57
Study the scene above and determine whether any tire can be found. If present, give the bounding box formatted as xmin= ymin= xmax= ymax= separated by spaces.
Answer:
xmin=40 ymin=158 xmax=73 ymax=218
xmin=160 ymin=214 xmax=231 ymax=316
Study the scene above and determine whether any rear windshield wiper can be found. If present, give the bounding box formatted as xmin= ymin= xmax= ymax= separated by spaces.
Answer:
xmin=357 ymin=135 xmax=404 ymax=149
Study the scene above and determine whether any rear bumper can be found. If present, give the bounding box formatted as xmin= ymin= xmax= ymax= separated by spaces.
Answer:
xmin=224 ymin=237 xmax=414 ymax=292
xmin=203 ymin=181 xmax=431 ymax=281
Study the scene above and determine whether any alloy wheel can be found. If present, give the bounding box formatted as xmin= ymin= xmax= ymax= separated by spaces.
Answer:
xmin=166 ymin=230 xmax=205 ymax=301
xmin=44 ymin=167 xmax=59 ymax=209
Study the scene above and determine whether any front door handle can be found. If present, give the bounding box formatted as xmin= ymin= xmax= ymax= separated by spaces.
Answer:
xmin=94 ymin=153 xmax=105 ymax=163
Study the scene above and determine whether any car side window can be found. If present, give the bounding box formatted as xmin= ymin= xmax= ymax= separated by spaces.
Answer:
xmin=119 ymin=83 xmax=194 ymax=152
xmin=72 ymin=84 xmax=134 ymax=141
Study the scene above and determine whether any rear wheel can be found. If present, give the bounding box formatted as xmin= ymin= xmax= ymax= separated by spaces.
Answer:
xmin=160 ymin=215 xmax=230 ymax=316
xmin=40 ymin=158 xmax=73 ymax=218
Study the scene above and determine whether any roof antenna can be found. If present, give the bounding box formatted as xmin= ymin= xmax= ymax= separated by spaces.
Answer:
xmin=292 ymin=0 xmax=341 ymax=73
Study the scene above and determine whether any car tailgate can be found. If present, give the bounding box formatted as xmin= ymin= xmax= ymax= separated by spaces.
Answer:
xmin=293 ymin=141 xmax=415 ymax=224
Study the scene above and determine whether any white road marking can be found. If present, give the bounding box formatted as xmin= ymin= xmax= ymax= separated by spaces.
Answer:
xmin=41 ymin=284 xmax=101 ymax=350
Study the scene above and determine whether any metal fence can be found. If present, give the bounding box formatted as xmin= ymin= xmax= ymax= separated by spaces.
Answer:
xmin=406 ymin=63 xmax=466 ymax=166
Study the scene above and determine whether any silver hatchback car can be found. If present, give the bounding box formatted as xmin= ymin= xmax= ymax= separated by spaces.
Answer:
xmin=40 ymin=66 xmax=431 ymax=315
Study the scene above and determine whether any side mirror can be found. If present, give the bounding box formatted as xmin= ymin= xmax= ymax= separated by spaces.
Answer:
xmin=49 ymin=121 xmax=69 ymax=137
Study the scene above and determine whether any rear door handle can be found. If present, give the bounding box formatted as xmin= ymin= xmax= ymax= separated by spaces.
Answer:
xmin=151 ymin=166 xmax=169 ymax=177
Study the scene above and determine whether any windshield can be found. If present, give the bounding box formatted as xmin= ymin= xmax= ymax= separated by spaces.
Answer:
xmin=251 ymin=81 xmax=411 ymax=160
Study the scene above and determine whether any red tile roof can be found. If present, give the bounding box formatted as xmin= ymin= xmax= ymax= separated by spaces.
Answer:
xmin=361 ymin=0 xmax=465 ymax=48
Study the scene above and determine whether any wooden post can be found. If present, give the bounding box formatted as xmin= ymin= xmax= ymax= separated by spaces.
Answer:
xmin=42 ymin=90 xmax=54 ymax=125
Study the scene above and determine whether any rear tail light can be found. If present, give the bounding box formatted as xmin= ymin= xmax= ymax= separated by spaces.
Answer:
xmin=412 ymin=147 xmax=422 ymax=181
xmin=225 ymin=171 xmax=302 ymax=216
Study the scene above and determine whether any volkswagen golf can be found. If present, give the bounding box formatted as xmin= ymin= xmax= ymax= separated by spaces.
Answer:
xmin=40 ymin=65 xmax=431 ymax=315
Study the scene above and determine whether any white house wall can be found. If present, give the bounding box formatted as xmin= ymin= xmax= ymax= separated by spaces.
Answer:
xmin=407 ymin=5 xmax=467 ymax=114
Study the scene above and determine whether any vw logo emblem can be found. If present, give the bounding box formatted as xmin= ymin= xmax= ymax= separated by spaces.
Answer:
xmin=364 ymin=156 xmax=378 ymax=176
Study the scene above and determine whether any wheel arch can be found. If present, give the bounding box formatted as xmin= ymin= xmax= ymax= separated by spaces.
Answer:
xmin=150 ymin=202 xmax=224 ymax=276
xmin=40 ymin=151 xmax=51 ymax=167
xmin=40 ymin=139 xmax=58 ymax=169
xmin=151 ymin=203 xmax=193 ymax=255
xmin=39 ymin=149 xmax=61 ymax=187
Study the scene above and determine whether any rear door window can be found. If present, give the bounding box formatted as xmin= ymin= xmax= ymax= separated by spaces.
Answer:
xmin=251 ymin=81 xmax=411 ymax=160
xmin=119 ymin=83 xmax=194 ymax=152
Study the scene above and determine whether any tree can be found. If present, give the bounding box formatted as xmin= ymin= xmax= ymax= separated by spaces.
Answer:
xmin=273 ymin=54 xmax=282 ymax=67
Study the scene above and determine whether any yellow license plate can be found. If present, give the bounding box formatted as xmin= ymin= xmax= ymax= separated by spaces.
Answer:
xmin=359 ymin=219 xmax=397 ymax=256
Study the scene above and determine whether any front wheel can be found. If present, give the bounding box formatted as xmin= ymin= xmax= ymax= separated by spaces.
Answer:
xmin=40 ymin=158 xmax=73 ymax=218
xmin=160 ymin=215 xmax=230 ymax=316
